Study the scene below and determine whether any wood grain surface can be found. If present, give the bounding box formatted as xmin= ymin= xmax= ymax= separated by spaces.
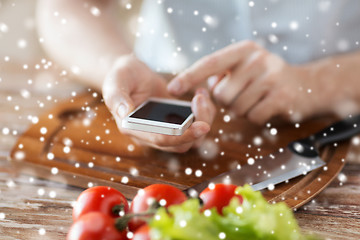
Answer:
xmin=8 ymin=90 xmax=349 ymax=210
xmin=1 ymin=66 xmax=360 ymax=239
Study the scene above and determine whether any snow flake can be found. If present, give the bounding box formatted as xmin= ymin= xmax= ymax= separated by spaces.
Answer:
xmin=121 ymin=176 xmax=129 ymax=184
xmin=2 ymin=127 xmax=10 ymax=135
xmin=90 ymin=6 xmax=101 ymax=17
xmin=204 ymin=209 xmax=212 ymax=217
xmin=289 ymin=21 xmax=299 ymax=31
xmin=40 ymin=127 xmax=47 ymax=135
xmin=223 ymin=115 xmax=231 ymax=123
xmin=126 ymin=232 xmax=134 ymax=239
xmin=38 ymin=188 xmax=45 ymax=196
xmin=219 ymin=232 xmax=226 ymax=239
xmin=159 ymin=199 xmax=167 ymax=206
xmin=179 ymin=220 xmax=187 ymax=228
xmin=236 ymin=206 xmax=243 ymax=214
xmin=268 ymin=34 xmax=279 ymax=44
xmin=270 ymin=128 xmax=277 ymax=135
xmin=253 ymin=136 xmax=263 ymax=146
xmin=130 ymin=167 xmax=139 ymax=176
xmin=63 ymin=146 xmax=71 ymax=154
xmin=247 ymin=157 xmax=255 ymax=165
xmin=38 ymin=228 xmax=46 ymax=235
xmin=125 ymin=3 xmax=132 ymax=10
xmin=338 ymin=173 xmax=347 ymax=182
xmin=51 ymin=167 xmax=59 ymax=175
xmin=352 ymin=136 xmax=360 ymax=145
xmin=127 ymin=144 xmax=135 ymax=152
xmin=47 ymin=152 xmax=54 ymax=160
xmin=203 ymin=15 xmax=218 ymax=28
xmin=0 ymin=22 xmax=9 ymax=33
xmin=267 ymin=184 xmax=275 ymax=191
xmin=49 ymin=191 xmax=57 ymax=198
xmin=17 ymin=39 xmax=27 ymax=49
xmin=195 ymin=170 xmax=202 ymax=177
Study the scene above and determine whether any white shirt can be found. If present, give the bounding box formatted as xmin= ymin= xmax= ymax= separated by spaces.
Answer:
xmin=135 ymin=0 xmax=360 ymax=73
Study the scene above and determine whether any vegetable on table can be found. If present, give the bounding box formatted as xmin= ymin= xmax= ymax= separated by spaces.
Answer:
xmin=72 ymin=186 xmax=129 ymax=221
xmin=149 ymin=185 xmax=319 ymax=240
xmin=67 ymin=212 xmax=128 ymax=240
xmin=129 ymin=184 xmax=187 ymax=232
xmin=67 ymin=184 xmax=319 ymax=240
xmin=199 ymin=183 xmax=243 ymax=215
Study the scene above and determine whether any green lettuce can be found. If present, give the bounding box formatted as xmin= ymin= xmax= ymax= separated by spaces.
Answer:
xmin=149 ymin=185 xmax=318 ymax=240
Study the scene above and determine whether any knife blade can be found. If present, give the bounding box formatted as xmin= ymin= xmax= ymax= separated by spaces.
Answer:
xmin=186 ymin=114 xmax=360 ymax=197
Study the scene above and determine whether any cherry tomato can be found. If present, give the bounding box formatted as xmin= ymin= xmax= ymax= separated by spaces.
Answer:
xmin=128 ymin=184 xmax=187 ymax=231
xmin=67 ymin=212 xmax=127 ymax=240
xmin=199 ymin=183 xmax=243 ymax=215
xmin=133 ymin=224 xmax=151 ymax=240
xmin=73 ymin=186 xmax=129 ymax=221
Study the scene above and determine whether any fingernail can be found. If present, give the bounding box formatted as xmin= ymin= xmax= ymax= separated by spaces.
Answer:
xmin=117 ymin=103 xmax=128 ymax=119
xmin=196 ymin=88 xmax=209 ymax=97
xmin=194 ymin=127 xmax=208 ymax=138
xmin=198 ymin=94 xmax=208 ymax=108
xmin=213 ymin=85 xmax=221 ymax=96
xmin=167 ymin=80 xmax=182 ymax=94
xmin=207 ymin=75 xmax=218 ymax=89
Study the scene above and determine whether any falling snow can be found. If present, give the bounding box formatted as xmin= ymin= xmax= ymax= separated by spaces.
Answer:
xmin=38 ymin=228 xmax=46 ymax=236
xmin=1 ymin=2 xmax=360 ymax=238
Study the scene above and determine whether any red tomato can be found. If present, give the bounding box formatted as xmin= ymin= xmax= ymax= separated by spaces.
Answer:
xmin=199 ymin=184 xmax=243 ymax=215
xmin=73 ymin=186 xmax=129 ymax=221
xmin=67 ymin=212 xmax=127 ymax=240
xmin=133 ymin=224 xmax=151 ymax=240
xmin=128 ymin=184 xmax=187 ymax=231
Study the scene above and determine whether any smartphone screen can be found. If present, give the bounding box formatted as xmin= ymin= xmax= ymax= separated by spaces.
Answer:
xmin=129 ymin=101 xmax=192 ymax=125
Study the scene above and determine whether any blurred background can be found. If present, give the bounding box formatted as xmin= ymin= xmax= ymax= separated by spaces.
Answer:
xmin=0 ymin=0 xmax=141 ymax=68
xmin=0 ymin=0 xmax=43 ymax=64
xmin=0 ymin=0 xmax=141 ymax=155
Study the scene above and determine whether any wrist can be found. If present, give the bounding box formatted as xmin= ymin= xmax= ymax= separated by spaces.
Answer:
xmin=298 ymin=56 xmax=356 ymax=115
xmin=294 ymin=60 xmax=336 ymax=115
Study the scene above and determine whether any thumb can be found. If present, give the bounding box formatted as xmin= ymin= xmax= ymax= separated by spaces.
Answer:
xmin=112 ymin=90 xmax=135 ymax=120
xmin=102 ymin=76 xmax=135 ymax=120
xmin=191 ymin=88 xmax=216 ymax=126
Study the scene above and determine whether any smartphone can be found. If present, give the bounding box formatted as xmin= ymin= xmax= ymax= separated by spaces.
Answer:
xmin=122 ymin=98 xmax=194 ymax=136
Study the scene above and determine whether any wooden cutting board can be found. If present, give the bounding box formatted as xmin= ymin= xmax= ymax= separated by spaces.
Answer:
xmin=10 ymin=91 xmax=347 ymax=209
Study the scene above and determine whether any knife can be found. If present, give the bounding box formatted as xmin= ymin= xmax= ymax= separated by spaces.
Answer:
xmin=186 ymin=114 xmax=360 ymax=197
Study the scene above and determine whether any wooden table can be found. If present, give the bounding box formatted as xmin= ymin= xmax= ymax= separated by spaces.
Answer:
xmin=1 ymin=65 xmax=360 ymax=240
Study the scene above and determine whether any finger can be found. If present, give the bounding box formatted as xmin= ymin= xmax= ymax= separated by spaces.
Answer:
xmin=192 ymin=88 xmax=217 ymax=126
xmin=246 ymin=94 xmax=282 ymax=125
xmin=152 ymin=74 xmax=173 ymax=99
xmin=136 ymin=139 xmax=193 ymax=153
xmin=207 ymin=75 xmax=220 ymax=91
xmin=230 ymin=74 xmax=271 ymax=116
xmin=167 ymin=41 xmax=260 ymax=96
xmin=103 ymin=70 xmax=135 ymax=120
xmin=212 ymin=54 xmax=265 ymax=106
xmin=119 ymin=121 xmax=210 ymax=148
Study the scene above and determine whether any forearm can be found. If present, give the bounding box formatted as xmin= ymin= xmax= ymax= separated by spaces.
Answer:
xmin=36 ymin=0 xmax=131 ymax=90
xmin=301 ymin=51 xmax=360 ymax=115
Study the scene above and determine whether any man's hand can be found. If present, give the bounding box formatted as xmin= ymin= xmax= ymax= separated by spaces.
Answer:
xmin=103 ymin=55 xmax=216 ymax=153
xmin=168 ymin=41 xmax=331 ymax=124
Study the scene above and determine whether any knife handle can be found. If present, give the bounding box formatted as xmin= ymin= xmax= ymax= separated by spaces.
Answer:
xmin=311 ymin=114 xmax=360 ymax=148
